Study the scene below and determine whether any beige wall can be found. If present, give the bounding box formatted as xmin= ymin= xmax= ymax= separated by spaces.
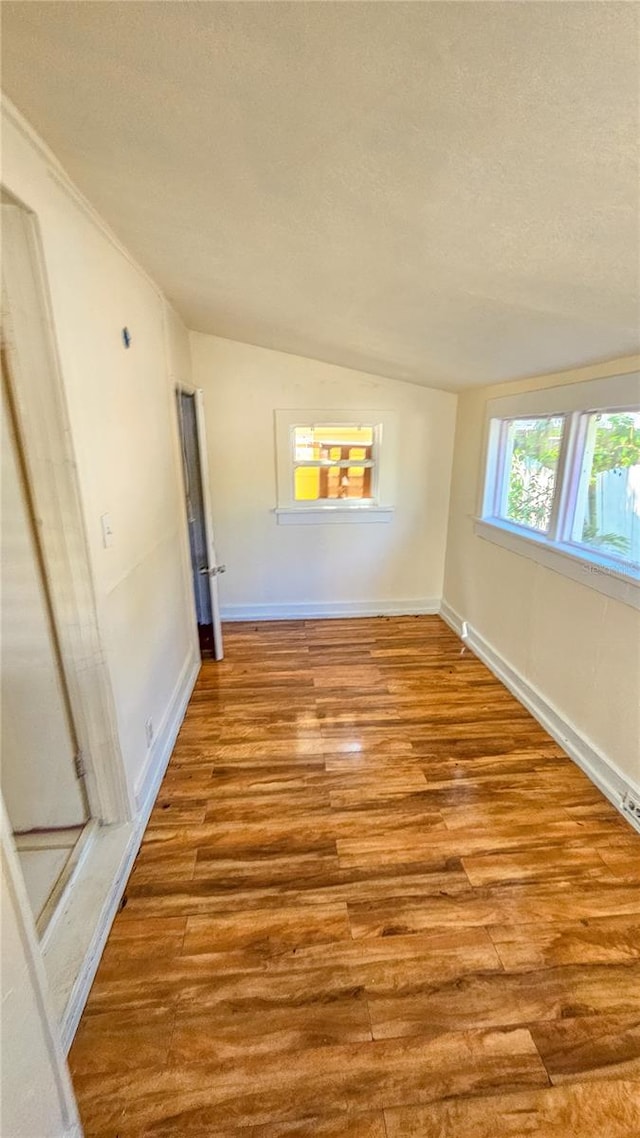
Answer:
xmin=443 ymin=355 xmax=640 ymax=787
xmin=1 ymin=104 xmax=199 ymax=1136
xmin=1 ymin=108 xmax=198 ymax=802
xmin=190 ymin=334 xmax=457 ymax=615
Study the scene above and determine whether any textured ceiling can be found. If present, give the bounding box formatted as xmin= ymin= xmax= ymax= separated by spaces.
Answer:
xmin=1 ymin=1 xmax=639 ymax=390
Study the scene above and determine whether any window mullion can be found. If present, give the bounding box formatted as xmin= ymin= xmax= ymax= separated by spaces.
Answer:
xmin=497 ymin=421 xmax=513 ymax=518
xmin=548 ymin=412 xmax=577 ymax=543
xmin=293 ymin=460 xmax=375 ymax=468
xmin=556 ymin=413 xmax=589 ymax=547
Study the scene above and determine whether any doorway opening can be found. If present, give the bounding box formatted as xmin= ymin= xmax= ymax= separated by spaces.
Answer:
xmin=176 ymin=387 xmax=224 ymax=661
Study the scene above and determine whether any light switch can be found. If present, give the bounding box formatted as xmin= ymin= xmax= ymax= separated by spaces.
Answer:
xmin=100 ymin=512 xmax=114 ymax=548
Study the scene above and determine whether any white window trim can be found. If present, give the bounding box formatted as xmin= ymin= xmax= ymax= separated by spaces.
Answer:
xmin=477 ymin=372 xmax=640 ymax=610
xmin=274 ymin=408 xmax=397 ymax=524
xmin=274 ymin=506 xmax=394 ymax=525
xmin=474 ymin=519 xmax=640 ymax=610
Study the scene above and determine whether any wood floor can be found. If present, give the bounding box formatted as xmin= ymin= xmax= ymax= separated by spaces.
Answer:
xmin=69 ymin=616 xmax=640 ymax=1137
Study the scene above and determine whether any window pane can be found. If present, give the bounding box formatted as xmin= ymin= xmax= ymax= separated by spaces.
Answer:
xmin=500 ymin=416 xmax=564 ymax=533
xmin=324 ymin=466 xmax=339 ymax=498
xmin=294 ymin=466 xmax=320 ymax=501
xmin=571 ymin=411 xmax=640 ymax=564
xmin=345 ymin=466 xmax=364 ymax=498
xmin=293 ymin=425 xmax=373 ymax=462
xmin=293 ymin=465 xmax=345 ymax=500
xmin=293 ymin=464 xmax=373 ymax=501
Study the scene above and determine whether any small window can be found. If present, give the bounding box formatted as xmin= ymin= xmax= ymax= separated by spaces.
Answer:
xmin=292 ymin=425 xmax=376 ymax=503
xmin=274 ymin=409 xmax=397 ymax=523
xmin=497 ymin=415 xmax=565 ymax=534
xmin=570 ymin=411 xmax=640 ymax=566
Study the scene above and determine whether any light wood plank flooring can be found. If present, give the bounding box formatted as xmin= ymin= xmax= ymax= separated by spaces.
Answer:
xmin=70 ymin=616 xmax=640 ymax=1136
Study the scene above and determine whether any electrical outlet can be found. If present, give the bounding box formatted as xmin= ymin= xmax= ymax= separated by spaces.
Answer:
xmin=145 ymin=718 xmax=154 ymax=748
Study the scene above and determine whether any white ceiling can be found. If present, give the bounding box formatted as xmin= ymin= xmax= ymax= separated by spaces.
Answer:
xmin=1 ymin=2 xmax=638 ymax=391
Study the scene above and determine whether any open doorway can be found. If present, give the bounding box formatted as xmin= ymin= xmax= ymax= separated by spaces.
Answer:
xmin=176 ymin=387 xmax=224 ymax=660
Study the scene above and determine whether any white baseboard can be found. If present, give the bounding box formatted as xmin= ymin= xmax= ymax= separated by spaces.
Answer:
xmin=44 ymin=820 xmax=138 ymax=1050
xmin=439 ymin=599 xmax=640 ymax=833
xmin=221 ymin=598 xmax=441 ymax=621
xmin=439 ymin=599 xmax=465 ymax=637
xmin=135 ymin=651 xmax=201 ymax=813
xmin=44 ymin=652 xmax=200 ymax=1051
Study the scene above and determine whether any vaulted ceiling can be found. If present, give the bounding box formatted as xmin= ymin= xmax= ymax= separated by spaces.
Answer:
xmin=2 ymin=2 xmax=638 ymax=390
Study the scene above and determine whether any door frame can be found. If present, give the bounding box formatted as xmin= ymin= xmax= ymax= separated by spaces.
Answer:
xmin=0 ymin=800 xmax=82 ymax=1136
xmin=176 ymin=382 xmax=224 ymax=660
xmin=2 ymin=199 xmax=133 ymax=825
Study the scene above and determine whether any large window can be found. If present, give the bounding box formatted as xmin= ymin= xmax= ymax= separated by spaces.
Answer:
xmin=480 ymin=387 xmax=640 ymax=603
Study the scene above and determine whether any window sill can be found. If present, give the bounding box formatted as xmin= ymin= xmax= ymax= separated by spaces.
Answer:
xmin=474 ymin=517 xmax=640 ymax=610
xmin=274 ymin=506 xmax=395 ymax=526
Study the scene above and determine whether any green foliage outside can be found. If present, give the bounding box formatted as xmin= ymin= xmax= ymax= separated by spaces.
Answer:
xmin=506 ymin=417 xmax=562 ymax=532
xmin=506 ymin=413 xmax=640 ymax=548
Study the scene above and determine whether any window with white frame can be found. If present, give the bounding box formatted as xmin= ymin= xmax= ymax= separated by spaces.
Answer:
xmin=479 ymin=377 xmax=640 ymax=605
xmin=274 ymin=409 xmax=397 ymax=523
